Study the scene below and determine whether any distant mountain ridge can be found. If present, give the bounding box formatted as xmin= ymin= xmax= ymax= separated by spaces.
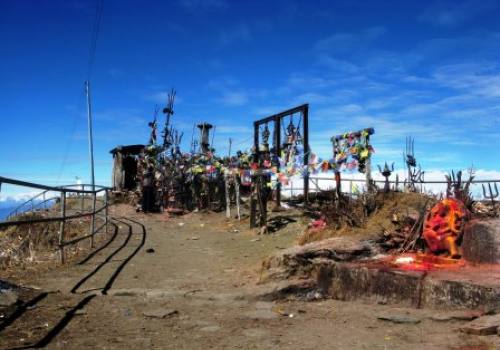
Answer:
xmin=0 ymin=198 xmax=55 ymax=221
xmin=0 ymin=207 xmax=14 ymax=220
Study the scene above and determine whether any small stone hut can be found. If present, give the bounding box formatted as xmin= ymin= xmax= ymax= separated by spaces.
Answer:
xmin=110 ymin=144 xmax=144 ymax=191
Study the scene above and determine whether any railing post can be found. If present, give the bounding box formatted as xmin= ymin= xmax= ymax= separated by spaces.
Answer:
xmin=104 ymin=189 xmax=109 ymax=234
xmin=90 ymin=189 xmax=96 ymax=248
xmin=59 ymin=191 xmax=66 ymax=264
xmin=80 ymin=190 xmax=85 ymax=212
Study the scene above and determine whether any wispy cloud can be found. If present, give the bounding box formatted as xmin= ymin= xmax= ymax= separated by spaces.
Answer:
xmin=217 ymin=91 xmax=248 ymax=106
xmin=314 ymin=26 xmax=386 ymax=53
xmin=177 ymin=0 xmax=228 ymax=12
xmin=209 ymin=77 xmax=268 ymax=107
xmin=419 ymin=0 xmax=498 ymax=27
xmin=107 ymin=68 xmax=124 ymax=78
xmin=432 ymin=62 xmax=500 ymax=97
xmin=216 ymin=125 xmax=252 ymax=134
xmin=219 ymin=22 xmax=251 ymax=45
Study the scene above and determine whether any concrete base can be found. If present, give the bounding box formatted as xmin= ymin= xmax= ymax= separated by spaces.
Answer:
xmin=262 ymin=236 xmax=500 ymax=310
xmin=313 ymin=259 xmax=500 ymax=310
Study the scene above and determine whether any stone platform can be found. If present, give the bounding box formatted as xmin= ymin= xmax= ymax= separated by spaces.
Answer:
xmin=262 ymin=236 xmax=500 ymax=310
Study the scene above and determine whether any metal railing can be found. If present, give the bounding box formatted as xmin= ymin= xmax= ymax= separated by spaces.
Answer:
xmin=6 ymin=189 xmax=59 ymax=220
xmin=281 ymin=176 xmax=500 ymax=199
xmin=0 ymin=176 xmax=110 ymax=263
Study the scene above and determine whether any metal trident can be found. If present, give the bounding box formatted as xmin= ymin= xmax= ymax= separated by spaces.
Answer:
xmin=482 ymin=182 xmax=499 ymax=204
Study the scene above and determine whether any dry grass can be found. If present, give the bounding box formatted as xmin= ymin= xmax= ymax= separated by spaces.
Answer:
xmin=0 ymin=202 xmax=103 ymax=270
xmin=298 ymin=191 xmax=434 ymax=245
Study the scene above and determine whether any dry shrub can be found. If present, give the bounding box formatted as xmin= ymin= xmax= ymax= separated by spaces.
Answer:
xmin=297 ymin=191 xmax=434 ymax=245
xmin=0 ymin=211 xmax=95 ymax=270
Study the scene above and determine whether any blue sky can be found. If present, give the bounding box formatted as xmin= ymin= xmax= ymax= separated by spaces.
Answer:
xmin=1 ymin=0 xmax=500 ymax=197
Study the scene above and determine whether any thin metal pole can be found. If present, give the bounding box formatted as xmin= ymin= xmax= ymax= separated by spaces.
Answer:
xmin=59 ymin=191 xmax=66 ymax=264
xmin=228 ymin=138 xmax=232 ymax=158
xmin=85 ymin=81 xmax=96 ymax=192
xmin=90 ymin=191 xmax=96 ymax=248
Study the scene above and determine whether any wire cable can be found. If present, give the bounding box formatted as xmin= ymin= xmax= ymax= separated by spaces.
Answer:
xmin=87 ymin=0 xmax=104 ymax=80
xmin=57 ymin=0 xmax=104 ymax=184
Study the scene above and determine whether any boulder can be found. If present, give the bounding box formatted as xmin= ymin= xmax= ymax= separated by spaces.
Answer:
xmin=460 ymin=314 xmax=500 ymax=335
xmin=462 ymin=219 xmax=500 ymax=264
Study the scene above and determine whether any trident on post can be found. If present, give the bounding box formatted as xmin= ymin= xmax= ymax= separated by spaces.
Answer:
xmin=482 ymin=182 xmax=499 ymax=208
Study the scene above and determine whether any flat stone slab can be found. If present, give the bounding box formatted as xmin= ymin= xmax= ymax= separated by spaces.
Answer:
xmin=429 ymin=310 xmax=484 ymax=322
xmin=460 ymin=314 xmax=500 ymax=335
xmin=143 ymin=308 xmax=178 ymax=319
xmin=377 ymin=314 xmax=421 ymax=324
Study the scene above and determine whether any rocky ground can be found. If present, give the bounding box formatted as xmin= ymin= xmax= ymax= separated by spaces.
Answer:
xmin=0 ymin=204 xmax=499 ymax=349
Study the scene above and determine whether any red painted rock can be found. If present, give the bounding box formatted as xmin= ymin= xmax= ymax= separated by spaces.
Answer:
xmin=423 ymin=198 xmax=468 ymax=258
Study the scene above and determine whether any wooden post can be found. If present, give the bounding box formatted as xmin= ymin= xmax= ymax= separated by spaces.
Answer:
xmin=303 ymin=105 xmax=309 ymax=203
xmin=250 ymin=175 xmax=257 ymax=228
xmin=235 ymin=177 xmax=241 ymax=221
xmin=59 ymin=191 xmax=66 ymax=264
xmin=256 ymin=174 xmax=267 ymax=232
xmin=274 ymin=115 xmax=281 ymax=206
xmin=333 ymin=138 xmax=342 ymax=197
xmin=80 ymin=189 xmax=85 ymax=212
xmin=225 ymin=174 xmax=231 ymax=219
xmin=365 ymin=135 xmax=372 ymax=192
xmin=253 ymin=123 xmax=259 ymax=163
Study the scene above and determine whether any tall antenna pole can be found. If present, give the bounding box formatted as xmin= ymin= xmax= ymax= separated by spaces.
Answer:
xmin=85 ymin=80 xmax=96 ymax=190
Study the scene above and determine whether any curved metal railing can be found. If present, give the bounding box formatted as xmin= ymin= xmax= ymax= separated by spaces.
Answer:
xmin=0 ymin=176 xmax=110 ymax=263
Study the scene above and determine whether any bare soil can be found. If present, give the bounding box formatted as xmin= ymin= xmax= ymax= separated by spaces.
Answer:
xmin=1 ymin=204 xmax=498 ymax=349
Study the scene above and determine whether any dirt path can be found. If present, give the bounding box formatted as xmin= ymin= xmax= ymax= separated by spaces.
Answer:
xmin=1 ymin=206 xmax=498 ymax=349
